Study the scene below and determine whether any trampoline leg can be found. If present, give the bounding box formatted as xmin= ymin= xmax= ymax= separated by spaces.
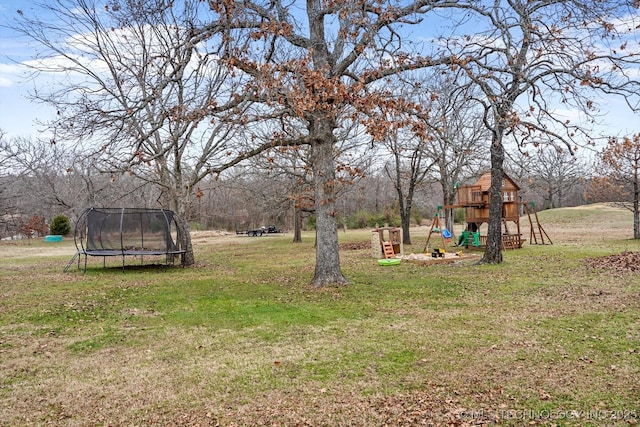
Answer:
xmin=64 ymin=252 xmax=79 ymax=273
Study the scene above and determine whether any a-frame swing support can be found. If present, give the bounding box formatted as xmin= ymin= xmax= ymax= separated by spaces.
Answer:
xmin=423 ymin=207 xmax=451 ymax=252
xmin=524 ymin=202 xmax=552 ymax=245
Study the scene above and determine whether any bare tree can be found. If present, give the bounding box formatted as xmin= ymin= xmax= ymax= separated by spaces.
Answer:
xmin=0 ymin=131 xmax=21 ymax=238
xmin=0 ymin=136 xmax=95 ymax=218
xmin=9 ymin=0 xmax=243 ymax=265
xmin=372 ymin=74 xmax=444 ymax=245
xmin=383 ymin=128 xmax=437 ymax=245
xmin=436 ymin=0 xmax=640 ymax=263
xmin=418 ymin=74 xmax=490 ymax=230
xmin=592 ymin=134 xmax=640 ymax=238
xmin=0 ymin=133 xmax=169 ymax=234
xmin=525 ymin=146 xmax=586 ymax=209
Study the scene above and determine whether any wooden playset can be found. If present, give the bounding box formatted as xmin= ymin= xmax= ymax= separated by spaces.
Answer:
xmin=425 ymin=172 xmax=551 ymax=251
xmin=371 ymin=172 xmax=551 ymax=266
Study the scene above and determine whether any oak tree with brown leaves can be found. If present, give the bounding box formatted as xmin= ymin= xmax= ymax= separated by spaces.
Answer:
xmin=205 ymin=0 xmax=452 ymax=286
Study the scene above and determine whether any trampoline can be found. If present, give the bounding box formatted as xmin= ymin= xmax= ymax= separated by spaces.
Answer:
xmin=65 ymin=207 xmax=186 ymax=272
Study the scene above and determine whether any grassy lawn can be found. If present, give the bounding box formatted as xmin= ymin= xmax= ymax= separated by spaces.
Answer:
xmin=1 ymin=204 xmax=639 ymax=426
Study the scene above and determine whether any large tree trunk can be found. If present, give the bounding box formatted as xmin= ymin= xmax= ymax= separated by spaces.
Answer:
xmin=170 ymin=190 xmax=195 ymax=266
xmin=400 ymin=206 xmax=412 ymax=245
xmin=175 ymin=213 xmax=195 ymax=266
xmin=305 ymin=0 xmax=347 ymax=286
xmin=481 ymin=134 xmax=505 ymax=264
xmin=310 ymin=137 xmax=348 ymax=287
xmin=396 ymin=181 xmax=412 ymax=245
xmin=293 ymin=207 xmax=302 ymax=243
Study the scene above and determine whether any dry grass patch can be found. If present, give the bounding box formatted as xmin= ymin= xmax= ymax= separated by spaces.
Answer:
xmin=1 ymin=205 xmax=639 ymax=425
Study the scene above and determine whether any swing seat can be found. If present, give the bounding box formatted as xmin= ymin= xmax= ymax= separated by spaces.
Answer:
xmin=442 ymin=229 xmax=452 ymax=239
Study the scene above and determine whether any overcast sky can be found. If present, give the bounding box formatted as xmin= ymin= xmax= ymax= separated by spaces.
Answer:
xmin=1 ymin=0 xmax=639 ymax=146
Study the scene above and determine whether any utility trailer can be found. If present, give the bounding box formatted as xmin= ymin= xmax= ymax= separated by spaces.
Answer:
xmin=235 ymin=224 xmax=281 ymax=237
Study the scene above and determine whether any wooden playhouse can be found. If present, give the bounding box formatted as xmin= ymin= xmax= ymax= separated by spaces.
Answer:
xmin=371 ymin=226 xmax=404 ymax=259
xmin=430 ymin=172 xmax=550 ymax=250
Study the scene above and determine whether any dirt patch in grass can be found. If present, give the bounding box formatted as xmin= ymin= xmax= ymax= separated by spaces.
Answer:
xmin=339 ymin=241 xmax=370 ymax=250
xmin=219 ymin=387 xmax=502 ymax=426
xmin=586 ymin=251 xmax=640 ymax=273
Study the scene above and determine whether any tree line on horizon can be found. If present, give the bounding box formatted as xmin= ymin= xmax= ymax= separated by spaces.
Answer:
xmin=0 ymin=128 xmax=625 ymax=239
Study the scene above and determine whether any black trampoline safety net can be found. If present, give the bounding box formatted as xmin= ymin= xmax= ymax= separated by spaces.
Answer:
xmin=80 ymin=207 xmax=181 ymax=253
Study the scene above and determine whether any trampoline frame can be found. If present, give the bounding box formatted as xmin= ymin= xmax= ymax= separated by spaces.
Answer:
xmin=65 ymin=207 xmax=187 ymax=272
